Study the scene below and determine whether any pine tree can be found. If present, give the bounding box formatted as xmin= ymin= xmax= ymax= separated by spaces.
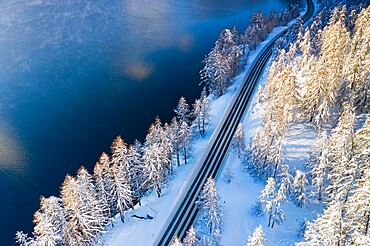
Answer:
xmin=232 ymin=123 xmax=246 ymax=158
xmin=171 ymin=236 xmax=184 ymax=246
xmin=61 ymin=169 xmax=108 ymax=246
xmin=183 ymin=226 xmax=199 ymax=246
xmin=344 ymin=170 xmax=370 ymax=242
xmin=191 ymin=99 xmax=203 ymax=137
xmin=247 ymin=225 xmax=266 ymax=246
xmin=308 ymin=131 xmax=330 ymax=201
xmin=259 ymin=178 xmax=276 ymax=227
xmin=175 ymin=96 xmax=190 ymax=125
xmin=293 ymin=170 xmax=309 ymax=207
xmin=94 ymin=152 xmax=113 ymax=218
xmin=110 ymin=136 xmax=133 ymax=222
xmin=170 ymin=117 xmax=181 ymax=166
xmin=325 ymin=103 xmax=356 ymax=203
xmin=33 ymin=196 xmax=65 ymax=245
xmin=178 ymin=121 xmax=192 ymax=164
xmin=128 ymin=141 xmax=144 ymax=205
xmin=198 ymin=177 xmax=222 ymax=238
xmin=15 ymin=231 xmax=34 ymax=246
xmin=278 ymin=165 xmax=293 ymax=195
xmin=298 ymin=202 xmax=343 ymax=246
xmin=200 ymin=94 xmax=212 ymax=137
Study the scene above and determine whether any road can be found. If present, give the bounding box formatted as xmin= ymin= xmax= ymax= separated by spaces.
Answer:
xmin=155 ymin=0 xmax=315 ymax=244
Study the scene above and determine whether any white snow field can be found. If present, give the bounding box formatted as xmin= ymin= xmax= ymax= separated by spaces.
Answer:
xmin=101 ymin=19 xmax=319 ymax=246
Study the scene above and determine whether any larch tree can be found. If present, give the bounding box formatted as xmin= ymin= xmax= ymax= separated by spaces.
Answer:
xmin=33 ymin=196 xmax=65 ymax=246
xmin=128 ymin=140 xmax=144 ymax=205
xmin=15 ymin=231 xmax=34 ymax=246
xmin=232 ymin=123 xmax=246 ymax=158
xmin=61 ymin=169 xmax=107 ymax=246
xmin=178 ymin=121 xmax=192 ymax=165
xmin=183 ymin=226 xmax=199 ymax=246
xmin=191 ymin=98 xmax=203 ymax=137
xmin=170 ymin=117 xmax=181 ymax=166
xmin=344 ymin=170 xmax=370 ymax=243
xmin=171 ymin=237 xmax=183 ymax=246
xmin=293 ymin=170 xmax=309 ymax=207
xmin=110 ymin=136 xmax=133 ymax=223
xmin=259 ymin=178 xmax=276 ymax=227
xmin=175 ymin=96 xmax=190 ymax=125
xmin=298 ymin=202 xmax=344 ymax=246
xmin=247 ymin=225 xmax=266 ymax=246
xmin=325 ymin=103 xmax=356 ymax=203
xmin=308 ymin=131 xmax=330 ymax=202
xmin=198 ymin=177 xmax=222 ymax=239
xmin=94 ymin=152 xmax=113 ymax=218
xmin=200 ymin=94 xmax=212 ymax=137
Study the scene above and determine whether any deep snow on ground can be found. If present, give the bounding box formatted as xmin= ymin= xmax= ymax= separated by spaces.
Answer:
xmin=101 ymin=18 xmax=321 ymax=246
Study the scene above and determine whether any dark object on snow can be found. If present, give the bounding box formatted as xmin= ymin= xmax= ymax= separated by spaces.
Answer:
xmin=132 ymin=214 xmax=153 ymax=220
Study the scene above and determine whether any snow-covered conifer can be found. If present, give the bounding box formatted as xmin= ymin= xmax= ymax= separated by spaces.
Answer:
xmin=191 ymin=99 xmax=203 ymax=137
xmin=170 ymin=117 xmax=181 ymax=166
xmin=198 ymin=177 xmax=222 ymax=237
xmin=175 ymin=96 xmax=190 ymax=125
xmin=171 ymin=236 xmax=184 ymax=246
xmin=94 ymin=152 xmax=113 ymax=217
xmin=15 ymin=231 xmax=34 ymax=246
xmin=110 ymin=136 xmax=133 ymax=222
xmin=247 ymin=225 xmax=266 ymax=246
xmin=33 ymin=196 xmax=65 ymax=245
xmin=178 ymin=121 xmax=192 ymax=164
xmin=183 ymin=226 xmax=199 ymax=246
xmin=232 ymin=123 xmax=246 ymax=158
xmin=200 ymin=95 xmax=212 ymax=137
xmin=128 ymin=141 xmax=144 ymax=205
xmin=298 ymin=202 xmax=343 ymax=246
xmin=293 ymin=170 xmax=309 ymax=207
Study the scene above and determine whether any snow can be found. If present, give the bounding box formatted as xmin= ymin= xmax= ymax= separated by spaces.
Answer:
xmin=101 ymin=20 xmax=318 ymax=246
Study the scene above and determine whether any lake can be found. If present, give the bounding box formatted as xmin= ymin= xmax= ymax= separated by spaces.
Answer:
xmin=0 ymin=0 xmax=289 ymax=244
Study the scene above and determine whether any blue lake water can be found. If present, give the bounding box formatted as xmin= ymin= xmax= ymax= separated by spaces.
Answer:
xmin=0 ymin=0 xmax=289 ymax=244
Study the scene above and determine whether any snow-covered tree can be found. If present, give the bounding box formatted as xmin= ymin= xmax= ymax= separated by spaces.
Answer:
xmin=128 ymin=141 xmax=144 ymax=205
xmin=308 ymin=131 xmax=330 ymax=202
xmin=198 ymin=177 xmax=222 ymax=238
xmin=94 ymin=152 xmax=113 ymax=217
xmin=171 ymin=236 xmax=184 ymax=246
xmin=200 ymin=94 xmax=212 ymax=137
xmin=183 ymin=226 xmax=199 ymax=246
xmin=15 ymin=231 xmax=35 ymax=246
xmin=259 ymin=178 xmax=276 ymax=227
xmin=293 ymin=170 xmax=309 ymax=207
xmin=191 ymin=98 xmax=203 ymax=137
xmin=325 ymin=103 xmax=356 ymax=203
xmin=232 ymin=123 xmax=246 ymax=158
xmin=178 ymin=121 xmax=192 ymax=165
xmin=33 ymin=196 xmax=65 ymax=245
xmin=278 ymin=165 xmax=293 ymax=195
xmin=110 ymin=136 xmax=133 ymax=222
xmin=61 ymin=169 xmax=108 ymax=246
xmin=344 ymin=170 xmax=370 ymax=242
xmin=298 ymin=202 xmax=343 ymax=246
xmin=247 ymin=225 xmax=266 ymax=246
xmin=175 ymin=96 xmax=190 ymax=125
xmin=170 ymin=117 xmax=181 ymax=166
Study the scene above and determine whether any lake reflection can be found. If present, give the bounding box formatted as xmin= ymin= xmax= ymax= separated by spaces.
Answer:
xmin=0 ymin=0 xmax=289 ymax=244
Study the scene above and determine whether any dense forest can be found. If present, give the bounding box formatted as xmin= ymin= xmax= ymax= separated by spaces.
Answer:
xmin=244 ymin=1 xmax=370 ymax=245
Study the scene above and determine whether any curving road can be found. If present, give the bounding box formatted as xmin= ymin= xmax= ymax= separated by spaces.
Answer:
xmin=156 ymin=0 xmax=315 ymax=244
